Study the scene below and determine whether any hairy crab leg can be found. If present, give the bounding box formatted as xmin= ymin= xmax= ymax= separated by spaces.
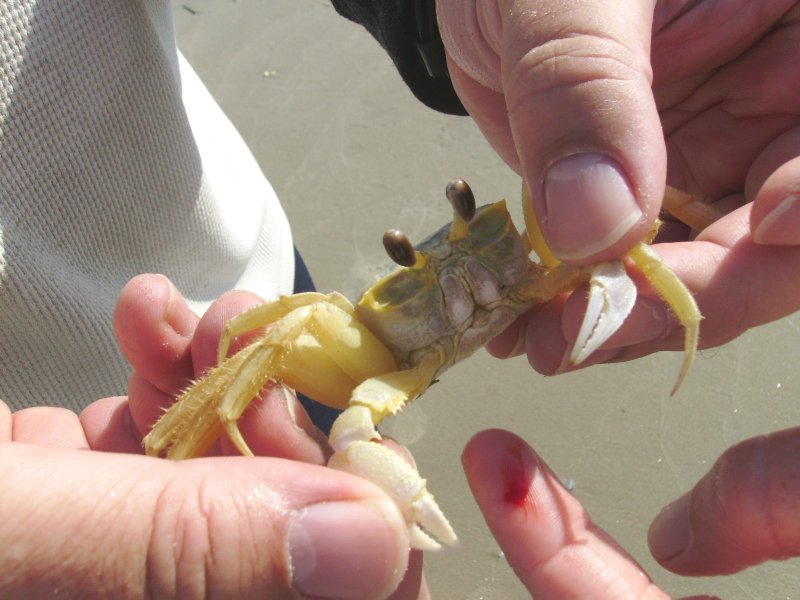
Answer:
xmin=662 ymin=186 xmax=727 ymax=232
xmin=145 ymin=294 xmax=398 ymax=459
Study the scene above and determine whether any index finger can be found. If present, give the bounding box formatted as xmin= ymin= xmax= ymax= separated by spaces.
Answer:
xmin=462 ymin=428 xmax=667 ymax=598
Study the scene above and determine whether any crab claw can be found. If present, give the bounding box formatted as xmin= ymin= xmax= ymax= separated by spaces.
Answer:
xmin=570 ymin=260 xmax=636 ymax=365
xmin=328 ymin=406 xmax=458 ymax=551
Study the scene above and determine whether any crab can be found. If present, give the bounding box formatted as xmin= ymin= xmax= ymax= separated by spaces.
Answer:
xmin=144 ymin=179 xmax=706 ymax=551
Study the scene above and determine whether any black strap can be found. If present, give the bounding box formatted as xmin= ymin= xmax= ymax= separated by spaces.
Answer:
xmin=414 ymin=0 xmax=448 ymax=78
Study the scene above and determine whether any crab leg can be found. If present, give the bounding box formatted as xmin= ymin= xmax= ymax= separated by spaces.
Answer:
xmin=144 ymin=340 xmax=263 ymax=458
xmin=521 ymin=181 xmax=701 ymax=390
xmin=328 ymin=351 xmax=458 ymax=551
xmin=626 ymin=243 xmax=700 ymax=394
xmin=145 ymin=295 xmax=397 ymax=459
xmin=217 ymin=292 xmax=354 ymax=363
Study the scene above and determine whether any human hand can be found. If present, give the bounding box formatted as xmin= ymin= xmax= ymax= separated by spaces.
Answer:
xmin=463 ymin=428 xmax=800 ymax=599
xmin=436 ymin=1 xmax=800 ymax=371
xmin=1 ymin=274 xmax=425 ymax=600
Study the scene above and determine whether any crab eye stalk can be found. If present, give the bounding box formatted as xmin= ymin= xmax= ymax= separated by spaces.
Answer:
xmin=446 ymin=179 xmax=476 ymax=222
xmin=383 ymin=229 xmax=418 ymax=267
xmin=446 ymin=178 xmax=476 ymax=242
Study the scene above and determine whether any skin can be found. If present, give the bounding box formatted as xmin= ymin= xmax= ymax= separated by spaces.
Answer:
xmin=435 ymin=0 xmax=800 ymax=371
xmin=1 ymin=274 xmax=426 ymax=600
xmin=4 ymin=278 xmax=798 ymax=600
xmin=463 ymin=428 xmax=800 ymax=599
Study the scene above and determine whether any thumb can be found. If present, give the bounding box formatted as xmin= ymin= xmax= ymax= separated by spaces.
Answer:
xmin=649 ymin=426 xmax=800 ymax=575
xmin=0 ymin=444 xmax=411 ymax=599
xmin=437 ymin=0 xmax=664 ymax=263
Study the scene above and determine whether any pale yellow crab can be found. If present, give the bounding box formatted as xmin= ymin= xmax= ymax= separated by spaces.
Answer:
xmin=144 ymin=179 xmax=709 ymax=551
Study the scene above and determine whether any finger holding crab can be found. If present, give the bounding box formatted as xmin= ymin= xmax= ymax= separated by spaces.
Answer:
xmin=520 ymin=182 xmax=703 ymax=394
xmin=110 ymin=274 xmax=330 ymax=462
xmin=494 ymin=189 xmax=800 ymax=378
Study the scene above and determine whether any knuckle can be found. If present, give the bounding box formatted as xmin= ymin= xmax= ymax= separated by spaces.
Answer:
xmin=146 ymin=477 xmax=212 ymax=600
xmin=711 ymin=430 xmax=800 ymax=560
xmin=145 ymin=470 xmax=288 ymax=599
xmin=146 ymin=474 xmax=263 ymax=600
xmin=505 ymin=34 xmax=649 ymax=114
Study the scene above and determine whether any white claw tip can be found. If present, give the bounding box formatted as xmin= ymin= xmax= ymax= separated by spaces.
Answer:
xmin=571 ymin=261 xmax=637 ymax=365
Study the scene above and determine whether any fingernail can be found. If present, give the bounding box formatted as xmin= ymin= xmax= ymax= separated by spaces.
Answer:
xmin=649 ymin=494 xmax=691 ymax=561
xmin=288 ymin=499 xmax=407 ymax=599
xmin=543 ymin=153 xmax=642 ymax=261
xmin=752 ymin=195 xmax=800 ymax=245
xmin=163 ymin=277 xmax=196 ymax=337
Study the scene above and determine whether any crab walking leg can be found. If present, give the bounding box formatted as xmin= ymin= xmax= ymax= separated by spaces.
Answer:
xmin=146 ymin=297 xmax=398 ymax=459
xmin=144 ymin=340 xmax=263 ymax=458
xmin=328 ymin=353 xmax=458 ymax=551
xmin=521 ymin=182 xmax=560 ymax=268
xmin=215 ymin=299 xmax=399 ymax=457
xmin=627 ymin=243 xmax=701 ymax=394
xmin=662 ymin=186 xmax=726 ymax=232
xmin=217 ymin=292 xmax=354 ymax=363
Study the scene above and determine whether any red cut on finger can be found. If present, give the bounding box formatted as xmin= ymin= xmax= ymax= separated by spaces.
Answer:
xmin=462 ymin=429 xmax=666 ymax=599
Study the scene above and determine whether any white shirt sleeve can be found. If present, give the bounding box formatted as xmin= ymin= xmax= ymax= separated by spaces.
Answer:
xmin=0 ymin=1 xmax=295 ymax=411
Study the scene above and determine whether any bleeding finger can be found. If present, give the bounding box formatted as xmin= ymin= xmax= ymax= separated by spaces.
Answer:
xmin=463 ymin=429 xmax=666 ymax=599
